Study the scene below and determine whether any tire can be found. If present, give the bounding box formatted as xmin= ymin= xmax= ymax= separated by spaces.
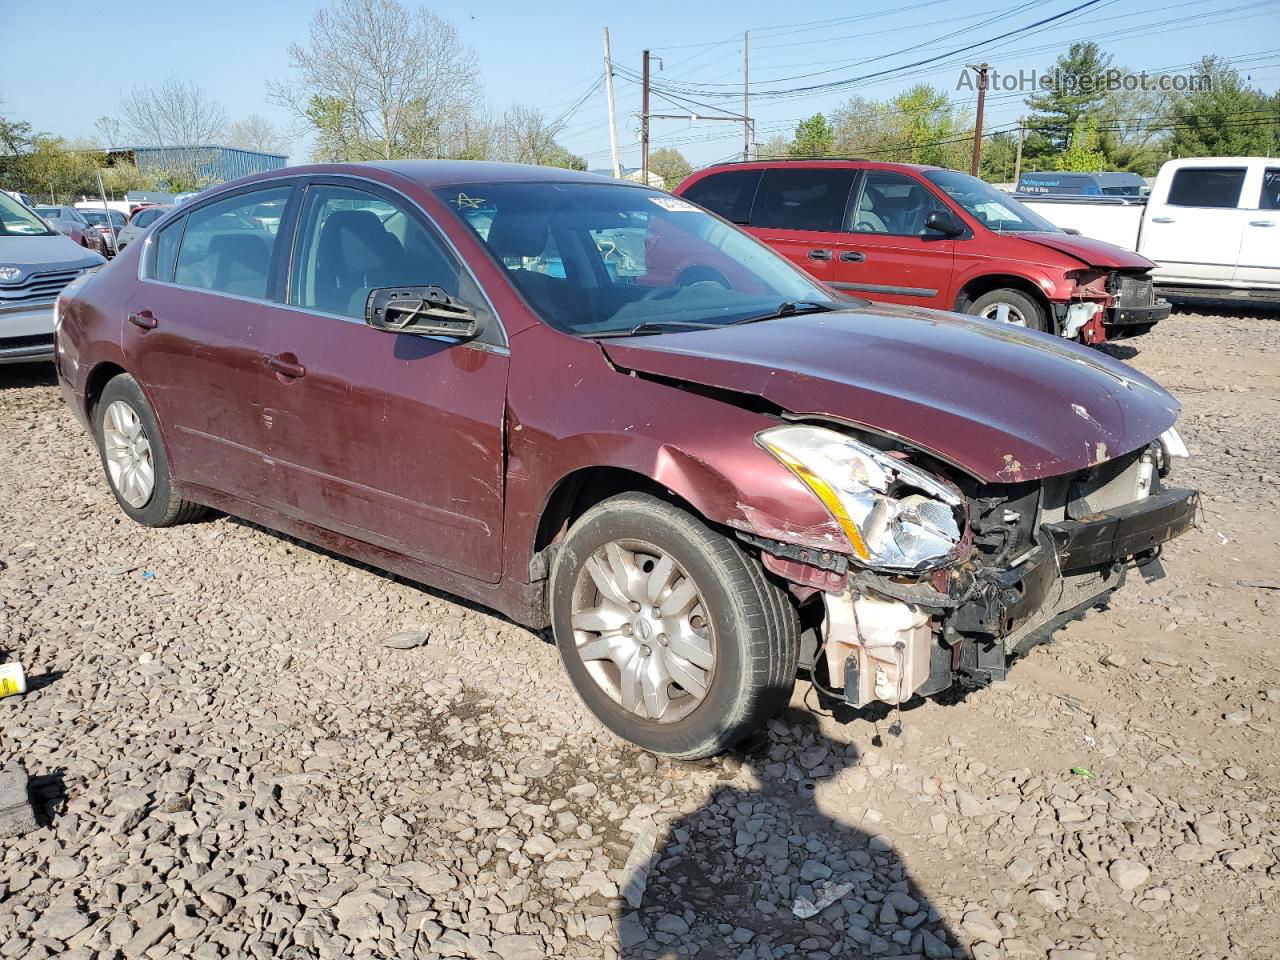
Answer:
xmin=94 ymin=374 xmax=206 ymax=527
xmin=967 ymin=288 xmax=1050 ymax=333
xmin=549 ymin=492 xmax=799 ymax=759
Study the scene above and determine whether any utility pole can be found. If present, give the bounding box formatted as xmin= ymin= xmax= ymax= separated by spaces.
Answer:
xmin=742 ymin=32 xmax=750 ymax=162
xmin=603 ymin=28 xmax=622 ymax=179
xmin=1013 ymin=117 xmax=1025 ymax=187
xmin=969 ymin=62 xmax=989 ymax=177
xmin=641 ymin=49 xmax=651 ymax=183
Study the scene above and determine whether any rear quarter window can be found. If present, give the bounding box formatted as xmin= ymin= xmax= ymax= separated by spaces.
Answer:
xmin=680 ymin=170 xmax=762 ymax=224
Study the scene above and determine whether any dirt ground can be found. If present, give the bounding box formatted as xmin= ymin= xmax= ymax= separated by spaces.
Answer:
xmin=1 ymin=303 xmax=1278 ymax=960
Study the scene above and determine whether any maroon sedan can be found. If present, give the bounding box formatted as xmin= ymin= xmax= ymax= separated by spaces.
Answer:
xmin=55 ymin=162 xmax=1198 ymax=758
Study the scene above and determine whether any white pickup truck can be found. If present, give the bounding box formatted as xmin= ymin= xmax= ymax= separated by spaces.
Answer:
xmin=1018 ymin=157 xmax=1280 ymax=301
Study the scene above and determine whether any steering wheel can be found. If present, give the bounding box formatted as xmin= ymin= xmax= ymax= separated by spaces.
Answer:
xmin=853 ymin=210 xmax=887 ymax=233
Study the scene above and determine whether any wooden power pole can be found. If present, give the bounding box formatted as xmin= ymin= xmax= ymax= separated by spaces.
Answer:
xmin=970 ymin=62 xmax=989 ymax=177
xmin=603 ymin=28 xmax=621 ymax=178
xmin=1013 ymin=117 xmax=1025 ymax=186
xmin=641 ymin=49 xmax=651 ymax=182
xmin=742 ymin=32 xmax=750 ymax=161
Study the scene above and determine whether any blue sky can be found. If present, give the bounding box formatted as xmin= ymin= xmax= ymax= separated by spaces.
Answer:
xmin=3 ymin=0 xmax=1277 ymax=171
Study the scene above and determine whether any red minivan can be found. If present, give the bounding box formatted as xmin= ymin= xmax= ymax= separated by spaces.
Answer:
xmin=675 ymin=160 xmax=1170 ymax=345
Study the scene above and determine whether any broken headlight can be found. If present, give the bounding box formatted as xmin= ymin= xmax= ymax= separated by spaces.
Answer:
xmin=757 ymin=424 xmax=964 ymax=572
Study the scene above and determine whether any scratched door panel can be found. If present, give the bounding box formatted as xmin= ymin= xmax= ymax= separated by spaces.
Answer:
xmin=260 ymin=310 xmax=509 ymax=583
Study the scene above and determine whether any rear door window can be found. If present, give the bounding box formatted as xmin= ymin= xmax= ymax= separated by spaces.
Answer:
xmin=680 ymin=169 xmax=762 ymax=224
xmin=173 ymin=187 xmax=291 ymax=299
xmin=147 ymin=217 xmax=184 ymax=282
xmin=1166 ymin=168 xmax=1246 ymax=208
xmin=752 ymin=168 xmax=858 ymax=232
xmin=1260 ymin=169 xmax=1280 ymax=210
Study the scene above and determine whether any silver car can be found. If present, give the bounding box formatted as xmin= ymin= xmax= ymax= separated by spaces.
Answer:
xmin=114 ymin=204 xmax=171 ymax=252
xmin=1 ymin=193 xmax=104 ymax=364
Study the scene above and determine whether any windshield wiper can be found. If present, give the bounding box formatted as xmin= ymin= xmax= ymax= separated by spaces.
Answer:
xmin=728 ymin=300 xmax=835 ymax=326
xmin=582 ymin=320 xmax=723 ymax=340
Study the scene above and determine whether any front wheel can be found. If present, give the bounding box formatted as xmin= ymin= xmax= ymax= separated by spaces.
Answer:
xmin=549 ymin=492 xmax=798 ymax=759
xmin=968 ymin=288 xmax=1050 ymax=333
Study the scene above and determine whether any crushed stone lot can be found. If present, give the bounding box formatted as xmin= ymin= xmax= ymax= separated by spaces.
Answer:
xmin=2 ymin=304 xmax=1279 ymax=960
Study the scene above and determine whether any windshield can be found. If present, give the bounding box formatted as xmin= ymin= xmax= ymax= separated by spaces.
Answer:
xmin=924 ymin=169 xmax=1061 ymax=234
xmin=434 ymin=181 xmax=838 ymax=337
xmin=1 ymin=193 xmax=54 ymax=236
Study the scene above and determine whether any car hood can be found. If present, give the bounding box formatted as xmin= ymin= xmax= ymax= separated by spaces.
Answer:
xmin=1019 ymin=231 xmax=1154 ymax=270
xmin=0 ymin=234 xmax=104 ymax=280
xmin=600 ymin=305 xmax=1179 ymax=483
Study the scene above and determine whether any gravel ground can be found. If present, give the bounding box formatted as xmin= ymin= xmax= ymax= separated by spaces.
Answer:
xmin=1 ymin=305 xmax=1278 ymax=960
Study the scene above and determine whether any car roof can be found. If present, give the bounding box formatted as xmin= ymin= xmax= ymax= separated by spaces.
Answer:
xmin=204 ymin=159 xmax=643 ymax=197
xmin=692 ymin=158 xmax=944 ymax=175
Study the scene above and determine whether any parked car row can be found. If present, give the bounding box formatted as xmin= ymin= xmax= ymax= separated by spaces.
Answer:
xmin=46 ymin=160 xmax=1198 ymax=757
xmin=674 ymin=160 xmax=1171 ymax=345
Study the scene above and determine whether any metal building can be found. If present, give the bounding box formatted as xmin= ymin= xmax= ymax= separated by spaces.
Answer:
xmin=106 ymin=145 xmax=288 ymax=185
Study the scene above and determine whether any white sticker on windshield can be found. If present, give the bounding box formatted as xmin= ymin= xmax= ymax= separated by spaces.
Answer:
xmin=649 ymin=196 xmax=698 ymax=212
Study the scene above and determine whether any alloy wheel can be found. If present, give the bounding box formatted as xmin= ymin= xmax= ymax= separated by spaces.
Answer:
xmin=102 ymin=400 xmax=156 ymax=508
xmin=980 ymin=302 xmax=1027 ymax=326
xmin=569 ymin=539 xmax=716 ymax=724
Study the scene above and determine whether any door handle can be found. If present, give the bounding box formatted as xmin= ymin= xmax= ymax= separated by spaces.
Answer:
xmin=807 ymin=249 xmax=833 ymax=261
xmin=1249 ymin=220 xmax=1275 ymax=227
xmin=127 ymin=310 xmax=157 ymax=330
xmin=265 ymin=354 xmax=306 ymax=379
xmin=839 ymin=251 xmax=866 ymax=263
xmin=1150 ymin=216 xmax=1175 ymax=223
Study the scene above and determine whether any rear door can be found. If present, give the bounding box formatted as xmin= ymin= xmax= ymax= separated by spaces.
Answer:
xmin=1140 ymin=165 xmax=1248 ymax=284
xmin=835 ymin=170 xmax=955 ymax=307
xmin=260 ymin=178 xmax=509 ymax=583
xmin=1236 ymin=164 xmax=1280 ymax=289
xmin=124 ymin=183 xmax=296 ymax=501
xmin=745 ymin=167 xmax=860 ymax=292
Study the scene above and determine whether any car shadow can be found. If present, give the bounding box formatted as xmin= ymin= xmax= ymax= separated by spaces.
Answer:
xmin=0 ymin=364 xmax=57 ymax=391
xmin=614 ymin=710 xmax=959 ymax=959
xmin=1094 ymin=342 xmax=1139 ymax=361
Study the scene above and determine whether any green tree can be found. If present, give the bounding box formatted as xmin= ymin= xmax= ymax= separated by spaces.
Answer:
xmin=756 ymin=134 xmax=791 ymax=159
xmin=789 ymin=114 xmax=835 ymax=158
xmin=1169 ymin=56 xmax=1275 ymax=156
xmin=648 ymin=147 xmax=692 ymax=189
xmin=978 ymin=130 xmax=1019 ymax=183
xmin=1057 ymin=117 xmax=1107 ymax=171
xmin=1024 ymin=42 xmax=1113 ymax=156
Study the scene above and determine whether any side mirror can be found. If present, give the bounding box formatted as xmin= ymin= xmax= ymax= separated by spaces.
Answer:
xmin=365 ymin=286 xmax=480 ymax=339
xmin=924 ymin=209 xmax=965 ymax=237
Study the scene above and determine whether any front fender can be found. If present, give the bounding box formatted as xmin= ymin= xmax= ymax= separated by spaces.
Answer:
xmin=502 ymin=326 xmax=846 ymax=583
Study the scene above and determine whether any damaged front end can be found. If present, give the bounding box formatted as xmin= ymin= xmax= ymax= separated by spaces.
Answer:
xmin=749 ymin=423 xmax=1198 ymax=708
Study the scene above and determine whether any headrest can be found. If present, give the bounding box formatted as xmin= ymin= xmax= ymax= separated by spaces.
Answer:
xmin=486 ymin=210 xmax=549 ymax=259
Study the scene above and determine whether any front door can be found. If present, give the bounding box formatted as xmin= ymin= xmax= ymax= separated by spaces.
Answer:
xmin=832 ymin=170 xmax=955 ymax=307
xmin=123 ymin=183 xmax=295 ymax=502
xmin=1141 ymin=165 xmax=1248 ymax=284
xmin=261 ymin=180 xmax=509 ymax=583
xmin=1236 ymin=166 xmax=1280 ymax=289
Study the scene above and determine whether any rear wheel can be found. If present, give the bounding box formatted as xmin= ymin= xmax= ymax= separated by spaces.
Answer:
xmin=968 ymin=288 xmax=1050 ymax=333
xmin=549 ymin=492 xmax=798 ymax=759
xmin=95 ymin=374 xmax=205 ymax=527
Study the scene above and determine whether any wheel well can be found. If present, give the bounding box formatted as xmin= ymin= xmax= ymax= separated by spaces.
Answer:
xmin=533 ymin=467 xmax=699 ymax=564
xmin=84 ymin=362 xmax=128 ymax=420
xmin=954 ymin=275 xmax=1053 ymax=319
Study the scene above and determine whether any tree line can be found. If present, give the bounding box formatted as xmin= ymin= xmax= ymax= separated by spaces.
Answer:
xmin=757 ymin=45 xmax=1279 ymax=181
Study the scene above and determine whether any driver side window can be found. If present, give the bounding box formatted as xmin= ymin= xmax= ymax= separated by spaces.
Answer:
xmin=290 ymin=184 xmax=462 ymax=319
xmin=851 ymin=172 xmax=944 ymax=236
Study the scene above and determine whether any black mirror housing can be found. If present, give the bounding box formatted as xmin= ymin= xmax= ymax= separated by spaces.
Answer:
xmin=924 ymin=210 xmax=965 ymax=237
xmin=365 ymin=286 xmax=480 ymax=339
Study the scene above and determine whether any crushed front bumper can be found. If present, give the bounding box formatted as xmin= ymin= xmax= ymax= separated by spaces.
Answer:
xmin=821 ymin=486 xmax=1199 ymax=705
xmin=1104 ymin=299 xmax=1171 ymax=336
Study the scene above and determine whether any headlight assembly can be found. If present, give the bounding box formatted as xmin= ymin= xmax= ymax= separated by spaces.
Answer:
xmin=757 ymin=424 xmax=964 ymax=573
